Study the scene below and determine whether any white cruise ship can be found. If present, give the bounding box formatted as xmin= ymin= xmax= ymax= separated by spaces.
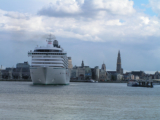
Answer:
xmin=28 ymin=36 xmax=70 ymax=85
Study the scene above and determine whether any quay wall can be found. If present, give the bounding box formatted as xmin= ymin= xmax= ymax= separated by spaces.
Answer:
xmin=99 ymin=81 xmax=128 ymax=83
xmin=0 ymin=79 xmax=31 ymax=82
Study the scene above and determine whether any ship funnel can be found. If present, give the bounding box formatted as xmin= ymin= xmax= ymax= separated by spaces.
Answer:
xmin=53 ymin=40 xmax=59 ymax=47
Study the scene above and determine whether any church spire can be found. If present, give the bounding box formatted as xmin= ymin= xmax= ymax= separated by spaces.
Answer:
xmin=81 ymin=60 xmax=84 ymax=67
xmin=118 ymin=50 xmax=121 ymax=63
xmin=116 ymin=50 xmax=122 ymax=74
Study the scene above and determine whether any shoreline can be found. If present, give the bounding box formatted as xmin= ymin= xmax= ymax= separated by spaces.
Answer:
xmin=0 ymin=79 xmax=31 ymax=82
xmin=98 ymin=81 xmax=128 ymax=83
xmin=0 ymin=79 xmax=127 ymax=83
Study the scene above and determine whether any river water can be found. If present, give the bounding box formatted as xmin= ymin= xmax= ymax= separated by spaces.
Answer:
xmin=0 ymin=82 xmax=160 ymax=120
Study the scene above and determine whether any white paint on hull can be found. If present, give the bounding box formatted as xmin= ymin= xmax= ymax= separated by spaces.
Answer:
xmin=30 ymin=67 xmax=70 ymax=85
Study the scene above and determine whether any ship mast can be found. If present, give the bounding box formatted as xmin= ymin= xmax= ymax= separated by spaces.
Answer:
xmin=46 ymin=34 xmax=55 ymax=47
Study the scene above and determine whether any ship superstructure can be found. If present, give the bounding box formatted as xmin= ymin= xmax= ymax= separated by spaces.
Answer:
xmin=28 ymin=35 xmax=70 ymax=85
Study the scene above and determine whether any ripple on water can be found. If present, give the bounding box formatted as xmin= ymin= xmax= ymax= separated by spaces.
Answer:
xmin=0 ymin=82 xmax=160 ymax=120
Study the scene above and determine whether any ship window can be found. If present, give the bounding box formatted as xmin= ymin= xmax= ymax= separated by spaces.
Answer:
xmin=34 ymin=49 xmax=62 ymax=52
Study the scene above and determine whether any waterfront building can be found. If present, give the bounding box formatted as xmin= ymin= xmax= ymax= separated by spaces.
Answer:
xmin=116 ymin=51 xmax=123 ymax=74
xmin=102 ymin=50 xmax=124 ymax=81
xmin=1 ymin=68 xmax=13 ymax=79
xmin=150 ymin=74 xmax=155 ymax=79
xmin=99 ymin=69 xmax=107 ymax=81
xmin=0 ymin=72 xmax=1 ymax=79
xmin=99 ymin=63 xmax=107 ymax=81
xmin=70 ymin=66 xmax=77 ymax=80
xmin=123 ymin=73 xmax=134 ymax=80
xmin=101 ymin=62 xmax=106 ymax=71
xmin=77 ymin=65 xmax=85 ymax=80
xmin=1 ymin=62 xmax=31 ymax=80
xmin=117 ymin=74 xmax=123 ymax=81
xmin=0 ymin=65 xmax=3 ymax=80
xmin=0 ymin=69 xmax=1 ymax=77
xmin=91 ymin=66 xmax=99 ymax=81
xmin=106 ymin=71 xmax=111 ymax=80
xmin=134 ymin=75 xmax=139 ymax=80
xmin=123 ymin=74 xmax=128 ymax=80
xmin=154 ymin=71 xmax=160 ymax=79
xmin=17 ymin=62 xmax=30 ymax=68
xmin=130 ymin=71 xmax=145 ymax=79
xmin=70 ymin=61 xmax=92 ymax=80
xmin=85 ymin=66 xmax=92 ymax=80
xmin=0 ymin=65 xmax=2 ymax=70
xmin=105 ymin=71 xmax=123 ymax=81
xmin=107 ymin=71 xmax=117 ymax=80
xmin=14 ymin=62 xmax=30 ymax=79
xmin=144 ymin=74 xmax=153 ymax=80
xmin=68 ymin=57 xmax=73 ymax=69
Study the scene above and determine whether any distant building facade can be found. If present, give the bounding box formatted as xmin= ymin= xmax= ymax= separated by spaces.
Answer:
xmin=70 ymin=61 xmax=92 ymax=80
xmin=0 ymin=65 xmax=3 ymax=79
xmin=134 ymin=75 xmax=140 ymax=80
xmin=117 ymin=74 xmax=123 ymax=81
xmin=123 ymin=71 xmax=147 ymax=80
xmin=91 ymin=66 xmax=99 ymax=81
xmin=16 ymin=62 xmax=30 ymax=68
xmin=130 ymin=71 xmax=145 ymax=79
xmin=99 ymin=63 xmax=108 ymax=81
xmin=106 ymin=71 xmax=111 ymax=80
xmin=107 ymin=71 xmax=117 ymax=81
xmin=154 ymin=71 xmax=160 ymax=79
xmin=144 ymin=74 xmax=153 ymax=80
xmin=1 ymin=62 xmax=31 ymax=80
xmin=68 ymin=57 xmax=73 ymax=69
xmin=123 ymin=73 xmax=134 ymax=80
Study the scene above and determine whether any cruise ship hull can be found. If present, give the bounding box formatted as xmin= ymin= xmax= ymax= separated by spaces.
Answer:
xmin=30 ymin=67 xmax=70 ymax=85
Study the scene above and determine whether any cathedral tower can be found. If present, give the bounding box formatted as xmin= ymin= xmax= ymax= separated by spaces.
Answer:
xmin=101 ymin=62 xmax=106 ymax=71
xmin=81 ymin=60 xmax=84 ymax=67
xmin=116 ymin=51 xmax=123 ymax=74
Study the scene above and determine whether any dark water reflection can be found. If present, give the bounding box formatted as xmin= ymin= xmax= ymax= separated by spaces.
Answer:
xmin=0 ymin=82 xmax=160 ymax=120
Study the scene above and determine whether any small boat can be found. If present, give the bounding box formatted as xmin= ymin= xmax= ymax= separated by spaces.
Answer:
xmin=127 ymin=80 xmax=139 ymax=87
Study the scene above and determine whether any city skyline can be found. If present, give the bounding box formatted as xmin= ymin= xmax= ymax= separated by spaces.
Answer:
xmin=0 ymin=0 xmax=160 ymax=74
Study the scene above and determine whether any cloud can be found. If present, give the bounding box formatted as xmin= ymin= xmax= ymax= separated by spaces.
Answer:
xmin=105 ymin=19 xmax=124 ymax=26
xmin=140 ymin=16 xmax=150 ymax=24
xmin=0 ymin=9 xmax=30 ymax=20
xmin=4 ymin=12 xmax=30 ymax=20
xmin=38 ymin=0 xmax=135 ymax=18
xmin=37 ymin=0 xmax=82 ymax=18
xmin=36 ymin=0 xmax=160 ymax=43
xmin=0 ymin=9 xmax=45 ymax=34
xmin=149 ymin=0 xmax=160 ymax=17
xmin=0 ymin=0 xmax=160 ymax=44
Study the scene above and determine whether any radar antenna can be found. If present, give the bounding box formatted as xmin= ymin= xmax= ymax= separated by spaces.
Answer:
xmin=46 ymin=34 xmax=56 ymax=41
